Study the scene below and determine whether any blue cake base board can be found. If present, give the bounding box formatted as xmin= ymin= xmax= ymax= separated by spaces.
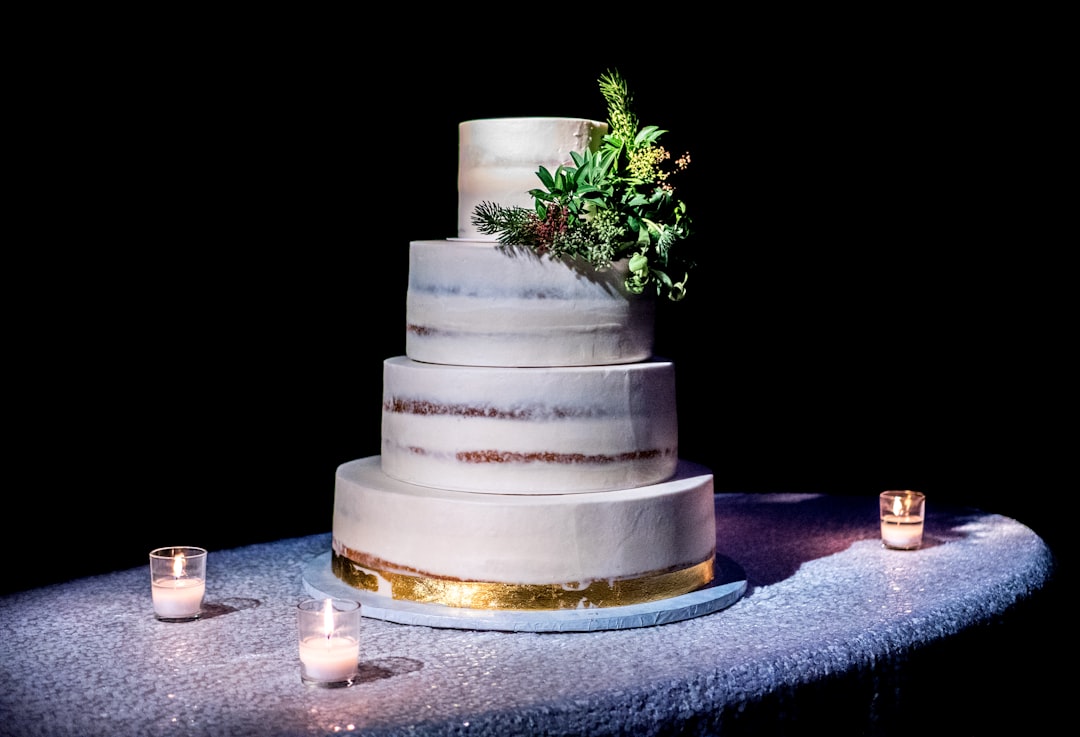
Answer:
xmin=302 ymin=552 xmax=746 ymax=632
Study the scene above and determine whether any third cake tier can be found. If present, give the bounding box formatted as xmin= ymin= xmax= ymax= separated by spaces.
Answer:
xmin=380 ymin=356 xmax=678 ymax=493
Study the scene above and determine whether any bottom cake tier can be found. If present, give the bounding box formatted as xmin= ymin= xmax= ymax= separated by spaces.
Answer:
xmin=331 ymin=456 xmax=716 ymax=611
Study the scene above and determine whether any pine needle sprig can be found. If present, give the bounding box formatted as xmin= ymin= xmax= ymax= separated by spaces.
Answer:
xmin=471 ymin=201 xmax=539 ymax=246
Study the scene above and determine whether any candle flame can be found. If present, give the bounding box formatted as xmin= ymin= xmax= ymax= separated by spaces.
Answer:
xmin=322 ymin=598 xmax=335 ymax=639
xmin=172 ymin=553 xmax=186 ymax=578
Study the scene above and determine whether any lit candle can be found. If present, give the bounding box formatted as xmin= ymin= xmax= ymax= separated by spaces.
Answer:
xmin=879 ymin=490 xmax=926 ymax=550
xmin=298 ymin=598 xmax=360 ymax=686
xmin=149 ymin=547 xmax=207 ymax=621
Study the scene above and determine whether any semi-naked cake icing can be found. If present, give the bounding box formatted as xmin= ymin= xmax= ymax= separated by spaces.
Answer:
xmin=406 ymin=240 xmax=654 ymax=367
xmin=407 ymin=117 xmax=647 ymax=368
xmin=380 ymin=356 xmax=677 ymax=493
xmin=330 ymin=110 xmax=716 ymax=614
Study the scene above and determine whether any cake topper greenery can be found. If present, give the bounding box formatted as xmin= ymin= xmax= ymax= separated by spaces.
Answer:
xmin=471 ymin=69 xmax=695 ymax=302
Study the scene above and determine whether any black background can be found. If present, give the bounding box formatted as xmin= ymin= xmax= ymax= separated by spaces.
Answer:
xmin=6 ymin=15 xmax=1068 ymax=596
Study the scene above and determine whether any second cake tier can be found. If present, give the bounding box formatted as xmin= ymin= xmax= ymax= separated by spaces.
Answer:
xmin=406 ymin=240 xmax=655 ymax=367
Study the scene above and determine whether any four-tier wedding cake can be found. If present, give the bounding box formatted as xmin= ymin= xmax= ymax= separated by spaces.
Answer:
xmin=329 ymin=72 xmax=716 ymax=613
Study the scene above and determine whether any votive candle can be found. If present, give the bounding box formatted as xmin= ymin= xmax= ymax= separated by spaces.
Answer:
xmin=879 ymin=490 xmax=926 ymax=550
xmin=149 ymin=546 xmax=207 ymax=621
xmin=297 ymin=598 xmax=361 ymax=687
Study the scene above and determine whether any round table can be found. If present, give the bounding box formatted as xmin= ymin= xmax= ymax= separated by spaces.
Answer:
xmin=0 ymin=493 xmax=1056 ymax=736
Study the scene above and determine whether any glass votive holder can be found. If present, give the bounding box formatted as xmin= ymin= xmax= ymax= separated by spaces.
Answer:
xmin=297 ymin=598 xmax=361 ymax=688
xmin=879 ymin=490 xmax=926 ymax=550
xmin=149 ymin=546 xmax=207 ymax=622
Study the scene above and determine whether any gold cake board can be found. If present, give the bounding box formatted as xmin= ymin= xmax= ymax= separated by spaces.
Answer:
xmin=302 ymin=551 xmax=746 ymax=632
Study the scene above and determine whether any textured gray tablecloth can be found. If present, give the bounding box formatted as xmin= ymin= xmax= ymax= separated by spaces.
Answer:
xmin=0 ymin=494 xmax=1055 ymax=737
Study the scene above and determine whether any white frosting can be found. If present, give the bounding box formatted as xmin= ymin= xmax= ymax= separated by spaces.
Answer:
xmin=332 ymin=456 xmax=715 ymax=587
xmin=406 ymin=240 xmax=654 ymax=367
xmin=458 ymin=117 xmax=607 ymax=240
xmin=380 ymin=357 xmax=678 ymax=494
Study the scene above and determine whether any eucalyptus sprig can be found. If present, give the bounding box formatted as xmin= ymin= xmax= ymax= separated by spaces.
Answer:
xmin=471 ymin=69 xmax=695 ymax=302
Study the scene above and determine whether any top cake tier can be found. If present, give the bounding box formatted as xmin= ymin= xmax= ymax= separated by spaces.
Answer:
xmin=457 ymin=117 xmax=607 ymax=241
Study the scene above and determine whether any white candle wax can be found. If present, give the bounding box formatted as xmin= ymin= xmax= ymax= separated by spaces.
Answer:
xmin=152 ymin=577 xmax=206 ymax=618
xmin=881 ymin=514 xmax=924 ymax=549
xmin=299 ymin=636 xmax=359 ymax=682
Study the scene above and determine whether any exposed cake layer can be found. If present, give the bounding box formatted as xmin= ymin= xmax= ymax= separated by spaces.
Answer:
xmin=458 ymin=117 xmax=607 ymax=240
xmin=406 ymin=240 xmax=654 ymax=367
xmin=381 ymin=356 xmax=678 ymax=494
xmin=331 ymin=456 xmax=716 ymax=609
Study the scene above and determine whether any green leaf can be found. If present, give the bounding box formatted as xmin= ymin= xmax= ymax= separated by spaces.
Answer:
xmin=634 ymin=125 xmax=666 ymax=146
xmin=535 ymin=166 xmax=556 ymax=190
